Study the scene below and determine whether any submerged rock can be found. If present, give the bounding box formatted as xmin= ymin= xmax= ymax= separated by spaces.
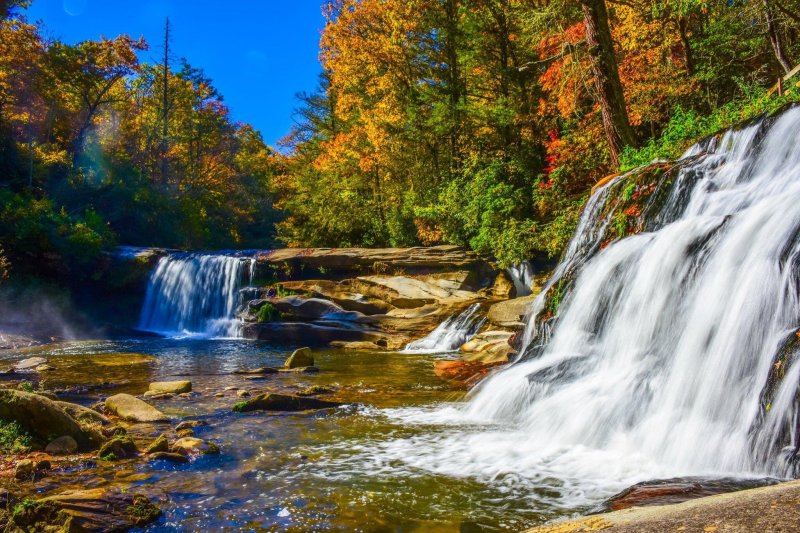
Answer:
xmin=148 ymin=380 xmax=192 ymax=394
xmin=284 ymin=347 xmax=314 ymax=369
xmin=149 ymin=451 xmax=189 ymax=464
xmin=233 ymin=393 xmax=342 ymax=413
xmin=145 ymin=434 xmax=169 ymax=454
xmin=5 ymin=488 xmax=160 ymax=532
xmin=296 ymin=385 xmax=336 ymax=397
xmin=174 ymin=420 xmax=207 ymax=432
xmin=233 ymin=366 xmax=279 ymax=375
xmin=98 ymin=435 xmax=138 ymax=460
xmin=105 ymin=393 xmax=168 ymax=423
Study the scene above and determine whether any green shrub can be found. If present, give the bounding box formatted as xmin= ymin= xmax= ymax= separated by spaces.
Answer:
xmin=256 ymin=302 xmax=280 ymax=323
xmin=0 ymin=420 xmax=33 ymax=454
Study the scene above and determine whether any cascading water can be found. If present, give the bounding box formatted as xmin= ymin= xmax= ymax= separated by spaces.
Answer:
xmin=402 ymin=303 xmax=485 ymax=354
xmin=370 ymin=106 xmax=800 ymax=509
xmin=507 ymin=261 xmax=535 ymax=297
xmin=138 ymin=253 xmax=256 ymax=338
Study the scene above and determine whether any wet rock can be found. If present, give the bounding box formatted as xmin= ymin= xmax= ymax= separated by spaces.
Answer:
xmin=233 ymin=366 xmax=279 ymax=375
xmin=13 ymin=357 xmax=47 ymax=371
xmin=603 ymin=477 xmax=781 ymax=511
xmin=460 ymin=330 xmax=516 ymax=364
xmin=33 ymin=390 xmax=59 ymax=401
xmin=142 ymin=391 xmax=174 ymax=399
xmin=176 ymin=428 xmax=195 ymax=438
xmin=149 ymin=451 xmax=189 ymax=464
xmin=0 ymin=389 xmax=98 ymax=449
xmin=233 ymin=393 xmax=343 ymax=413
xmin=174 ymin=420 xmax=207 ymax=432
xmin=433 ymin=360 xmax=505 ymax=387
xmin=100 ymin=425 xmax=127 ymax=439
xmin=145 ymin=434 xmax=169 ymax=454
xmin=171 ymin=437 xmax=220 ymax=456
xmin=45 ymin=435 xmax=78 ymax=455
xmin=284 ymin=347 xmax=314 ymax=369
xmin=34 ymin=364 xmax=55 ymax=372
xmin=214 ymin=392 xmax=225 ymax=398
xmin=55 ymin=401 xmax=112 ymax=427
xmin=278 ymin=366 xmax=320 ymax=374
xmin=329 ymin=340 xmax=384 ymax=350
xmin=296 ymin=385 xmax=336 ymax=396
xmin=98 ymin=435 xmax=138 ymax=460
xmin=224 ymin=386 xmax=238 ymax=391
xmin=105 ymin=393 xmax=168 ymax=423
xmin=148 ymin=380 xmax=192 ymax=394
xmin=485 ymin=294 xmax=536 ymax=328
xmin=14 ymin=459 xmax=35 ymax=480
xmin=5 ymin=489 xmax=160 ymax=532
xmin=237 ymin=390 xmax=250 ymax=398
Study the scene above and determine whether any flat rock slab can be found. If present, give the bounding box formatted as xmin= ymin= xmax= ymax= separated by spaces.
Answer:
xmin=6 ymin=488 xmax=160 ymax=532
xmin=14 ymin=357 xmax=48 ymax=371
xmin=148 ymin=380 xmax=192 ymax=394
xmin=105 ymin=393 xmax=168 ymax=423
xmin=525 ymin=479 xmax=800 ymax=533
xmin=233 ymin=393 xmax=342 ymax=412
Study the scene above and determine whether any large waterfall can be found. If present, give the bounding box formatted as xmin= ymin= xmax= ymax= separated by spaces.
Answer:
xmin=377 ymin=106 xmax=800 ymax=508
xmin=138 ymin=253 xmax=256 ymax=338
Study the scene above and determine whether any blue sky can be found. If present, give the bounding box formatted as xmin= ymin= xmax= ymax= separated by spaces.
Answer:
xmin=25 ymin=0 xmax=326 ymax=146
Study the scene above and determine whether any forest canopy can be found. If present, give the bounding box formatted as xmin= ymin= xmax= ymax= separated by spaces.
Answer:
xmin=2 ymin=0 xmax=800 ymax=280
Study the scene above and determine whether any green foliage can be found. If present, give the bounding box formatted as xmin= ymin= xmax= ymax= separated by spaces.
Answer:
xmin=232 ymin=401 xmax=248 ymax=413
xmin=17 ymin=381 xmax=34 ymax=393
xmin=620 ymin=86 xmax=800 ymax=171
xmin=416 ymin=155 xmax=539 ymax=267
xmin=256 ymin=302 xmax=280 ymax=323
xmin=0 ymin=419 xmax=33 ymax=453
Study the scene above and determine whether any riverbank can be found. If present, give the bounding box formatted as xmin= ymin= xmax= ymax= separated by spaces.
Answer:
xmin=526 ymin=479 xmax=800 ymax=532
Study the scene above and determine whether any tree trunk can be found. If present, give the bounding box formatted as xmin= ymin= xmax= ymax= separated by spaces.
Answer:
xmin=764 ymin=0 xmax=793 ymax=74
xmin=580 ymin=0 xmax=636 ymax=168
xmin=677 ymin=17 xmax=695 ymax=76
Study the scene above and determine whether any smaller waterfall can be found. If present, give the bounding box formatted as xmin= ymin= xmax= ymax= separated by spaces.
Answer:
xmin=507 ymin=262 xmax=535 ymax=297
xmin=402 ymin=303 xmax=485 ymax=354
xmin=139 ymin=253 xmax=256 ymax=338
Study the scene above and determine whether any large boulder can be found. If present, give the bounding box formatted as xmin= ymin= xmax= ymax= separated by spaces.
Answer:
xmin=278 ymin=280 xmax=393 ymax=315
xmin=0 ymin=389 xmax=99 ymax=450
xmin=5 ymin=489 xmax=160 ymax=532
xmin=460 ymin=330 xmax=516 ymax=363
xmin=486 ymin=294 xmax=536 ymax=329
xmin=148 ymin=381 xmax=192 ymax=394
xmin=233 ymin=393 xmax=342 ymax=412
xmin=105 ymin=393 xmax=168 ymax=423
